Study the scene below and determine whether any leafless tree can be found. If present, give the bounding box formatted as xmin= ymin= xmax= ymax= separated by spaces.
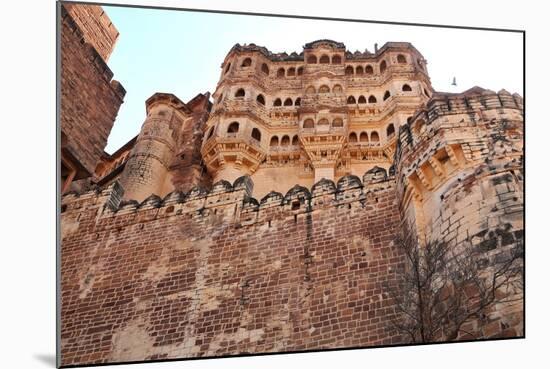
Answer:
xmin=387 ymin=223 xmax=523 ymax=343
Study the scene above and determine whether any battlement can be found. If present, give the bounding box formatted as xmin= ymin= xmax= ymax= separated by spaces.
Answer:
xmin=395 ymin=87 xmax=523 ymax=164
xmin=145 ymin=92 xmax=192 ymax=115
xmin=61 ymin=5 xmax=126 ymax=99
xmin=226 ymin=40 xmax=425 ymax=63
xmin=63 ymin=3 xmax=120 ymax=62
xmin=62 ymin=165 xmax=397 ymax=224
xmin=426 ymin=88 xmax=523 ymax=120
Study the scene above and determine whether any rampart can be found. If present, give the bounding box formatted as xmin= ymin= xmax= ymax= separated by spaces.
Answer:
xmin=59 ymin=9 xmax=524 ymax=364
xmin=60 ymin=172 xmax=404 ymax=365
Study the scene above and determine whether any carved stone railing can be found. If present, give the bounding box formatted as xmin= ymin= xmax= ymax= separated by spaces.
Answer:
xmin=303 ymin=64 xmax=343 ymax=75
xmin=348 ymin=141 xmax=381 ymax=148
xmin=216 ymin=99 xmax=271 ymax=121
xmin=301 ymin=94 xmax=347 ymax=109
xmin=299 ymin=124 xmax=347 ymax=137
xmin=269 ymin=145 xmax=300 ymax=153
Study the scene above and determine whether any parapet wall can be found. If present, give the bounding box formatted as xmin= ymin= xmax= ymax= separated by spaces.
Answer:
xmin=60 ymin=3 xmax=126 ymax=178
xmin=395 ymin=88 xmax=523 ymax=241
xmin=60 ymin=173 xmax=404 ymax=365
xmin=63 ymin=3 xmax=120 ymax=62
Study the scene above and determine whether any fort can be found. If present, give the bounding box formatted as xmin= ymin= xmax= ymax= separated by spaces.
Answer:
xmin=59 ymin=3 xmax=524 ymax=366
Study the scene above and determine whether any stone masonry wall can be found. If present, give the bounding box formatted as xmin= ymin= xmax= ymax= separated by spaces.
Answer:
xmin=60 ymin=175 xmax=404 ymax=366
xmin=60 ymin=4 xmax=126 ymax=177
xmin=166 ymin=95 xmax=212 ymax=194
xmin=63 ymin=3 xmax=119 ymax=62
xmin=119 ymin=93 xmax=211 ymax=202
xmin=395 ymin=89 xmax=524 ymax=339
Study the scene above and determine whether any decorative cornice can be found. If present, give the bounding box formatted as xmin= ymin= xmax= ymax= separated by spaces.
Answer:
xmin=225 ymin=40 xmax=425 ymax=63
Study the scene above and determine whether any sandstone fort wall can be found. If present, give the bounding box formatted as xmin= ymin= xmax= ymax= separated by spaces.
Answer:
xmin=60 ymin=4 xmax=125 ymax=180
xmin=61 ymin=175 xmax=405 ymax=365
xmin=59 ymin=5 xmax=524 ymax=366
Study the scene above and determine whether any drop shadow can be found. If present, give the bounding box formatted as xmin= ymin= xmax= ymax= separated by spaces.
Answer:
xmin=33 ymin=353 xmax=57 ymax=367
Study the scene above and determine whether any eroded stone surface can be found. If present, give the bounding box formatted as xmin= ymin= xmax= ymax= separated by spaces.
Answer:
xmin=60 ymin=4 xmax=524 ymax=367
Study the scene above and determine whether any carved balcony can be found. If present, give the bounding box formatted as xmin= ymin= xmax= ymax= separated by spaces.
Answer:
xmin=200 ymin=132 xmax=267 ymax=174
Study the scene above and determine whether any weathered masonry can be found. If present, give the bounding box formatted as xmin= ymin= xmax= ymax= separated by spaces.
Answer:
xmin=60 ymin=3 xmax=524 ymax=366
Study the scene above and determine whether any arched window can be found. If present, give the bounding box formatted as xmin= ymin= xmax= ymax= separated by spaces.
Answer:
xmin=387 ymin=124 xmax=395 ymax=137
xmin=365 ymin=65 xmax=374 ymax=75
xmin=347 ymin=96 xmax=356 ymax=104
xmin=256 ymin=94 xmax=265 ymax=105
xmin=292 ymin=135 xmax=299 ymax=145
xmin=368 ymin=95 xmax=377 ymax=103
xmin=227 ymin=122 xmax=239 ymax=133
xmin=333 ymin=84 xmax=343 ymax=93
xmin=235 ymin=88 xmax=245 ymax=98
xmin=345 ymin=66 xmax=354 ymax=75
xmin=380 ymin=60 xmax=387 ymax=73
xmin=225 ymin=63 xmax=231 ymax=74
xmin=332 ymin=118 xmax=343 ymax=127
xmin=332 ymin=55 xmax=342 ymax=64
xmin=307 ymin=55 xmax=317 ymax=64
xmin=356 ymin=66 xmax=364 ymax=75
xmin=281 ymin=135 xmax=290 ymax=146
xmin=349 ymin=132 xmax=358 ymax=142
xmin=319 ymin=85 xmax=330 ymax=93
xmin=303 ymin=119 xmax=314 ymax=129
xmin=297 ymin=66 xmax=304 ymax=76
xmin=371 ymin=131 xmax=380 ymax=142
xmin=359 ymin=132 xmax=369 ymax=142
xmin=319 ymin=55 xmax=330 ymax=64
xmin=261 ymin=63 xmax=269 ymax=75
xmin=417 ymin=60 xmax=424 ymax=70
xmin=305 ymin=86 xmax=316 ymax=94
xmin=318 ymin=118 xmax=329 ymax=125
xmin=274 ymin=98 xmax=282 ymax=107
xmin=383 ymin=90 xmax=391 ymax=101
xmin=287 ymin=67 xmax=296 ymax=76
xmin=295 ymin=97 xmax=301 ymax=106
xmin=358 ymin=95 xmax=366 ymax=104
xmin=397 ymin=54 xmax=407 ymax=64
xmin=251 ymin=128 xmax=262 ymax=141
xmin=241 ymin=57 xmax=252 ymax=67
xmin=284 ymin=98 xmax=293 ymax=106
xmin=277 ymin=68 xmax=285 ymax=78
xmin=270 ymin=136 xmax=279 ymax=147
xmin=402 ymin=84 xmax=412 ymax=92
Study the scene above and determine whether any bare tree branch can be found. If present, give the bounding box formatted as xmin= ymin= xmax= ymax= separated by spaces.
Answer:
xmin=386 ymin=222 xmax=524 ymax=343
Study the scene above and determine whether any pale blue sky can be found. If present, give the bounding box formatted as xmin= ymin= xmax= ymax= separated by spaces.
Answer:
xmin=103 ymin=5 xmax=523 ymax=153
